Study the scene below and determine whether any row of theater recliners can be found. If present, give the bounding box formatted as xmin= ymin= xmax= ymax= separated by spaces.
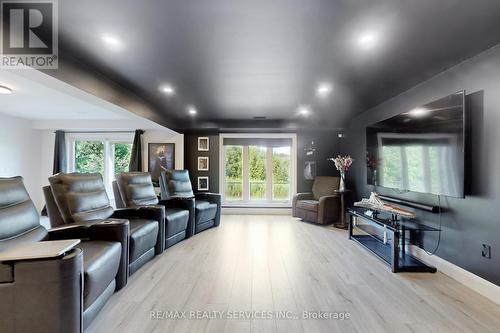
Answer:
xmin=0 ymin=169 xmax=220 ymax=333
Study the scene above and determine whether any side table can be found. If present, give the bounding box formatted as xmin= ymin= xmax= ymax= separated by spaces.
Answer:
xmin=333 ymin=189 xmax=352 ymax=229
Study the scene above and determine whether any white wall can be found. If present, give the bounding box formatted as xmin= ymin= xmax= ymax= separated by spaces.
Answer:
xmin=0 ymin=115 xmax=183 ymax=211
xmin=36 ymin=123 xmax=184 ymax=208
xmin=0 ymin=114 xmax=43 ymax=210
xmin=142 ymin=129 xmax=184 ymax=171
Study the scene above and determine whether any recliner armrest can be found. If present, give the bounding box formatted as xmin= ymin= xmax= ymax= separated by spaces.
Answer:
xmin=318 ymin=195 xmax=341 ymax=224
xmin=293 ymin=192 xmax=314 ymax=201
xmin=159 ymin=197 xmax=195 ymax=210
xmin=159 ymin=198 xmax=196 ymax=238
xmin=111 ymin=206 xmax=166 ymax=255
xmin=48 ymin=222 xmax=95 ymax=240
xmin=0 ymin=249 xmax=84 ymax=333
xmin=50 ymin=219 xmax=131 ymax=290
xmin=195 ymin=193 xmax=221 ymax=227
xmin=0 ymin=263 xmax=13 ymax=283
xmin=292 ymin=192 xmax=314 ymax=216
xmin=195 ymin=192 xmax=221 ymax=202
xmin=87 ymin=219 xmax=130 ymax=290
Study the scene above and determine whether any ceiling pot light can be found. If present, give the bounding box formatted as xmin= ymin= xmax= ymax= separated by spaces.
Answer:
xmin=0 ymin=85 xmax=13 ymax=94
xmin=298 ymin=105 xmax=311 ymax=116
xmin=187 ymin=105 xmax=197 ymax=115
xmin=160 ymin=84 xmax=175 ymax=96
xmin=407 ymin=107 xmax=429 ymax=118
xmin=316 ymin=83 xmax=332 ymax=97
xmin=101 ymin=34 xmax=122 ymax=50
xmin=358 ymin=32 xmax=378 ymax=49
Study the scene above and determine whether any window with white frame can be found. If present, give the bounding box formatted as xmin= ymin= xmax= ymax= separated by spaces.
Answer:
xmin=220 ymin=134 xmax=296 ymax=207
xmin=68 ymin=133 xmax=134 ymax=198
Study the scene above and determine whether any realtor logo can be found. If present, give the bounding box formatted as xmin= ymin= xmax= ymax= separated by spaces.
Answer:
xmin=1 ymin=0 xmax=58 ymax=68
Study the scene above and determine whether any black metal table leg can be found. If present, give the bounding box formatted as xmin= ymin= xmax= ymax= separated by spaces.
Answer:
xmin=391 ymin=230 xmax=400 ymax=273
xmin=348 ymin=214 xmax=353 ymax=239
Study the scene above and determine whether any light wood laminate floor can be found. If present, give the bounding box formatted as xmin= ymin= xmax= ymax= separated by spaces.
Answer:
xmin=86 ymin=215 xmax=500 ymax=333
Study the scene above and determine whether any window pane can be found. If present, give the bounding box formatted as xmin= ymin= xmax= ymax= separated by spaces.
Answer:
xmin=114 ymin=143 xmax=133 ymax=174
xmin=249 ymin=146 xmax=266 ymax=200
xmin=381 ymin=145 xmax=402 ymax=189
xmin=429 ymin=146 xmax=443 ymax=194
xmin=272 ymin=147 xmax=290 ymax=200
xmin=75 ymin=141 xmax=104 ymax=175
xmin=225 ymin=146 xmax=243 ymax=201
xmin=406 ymin=146 xmax=425 ymax=192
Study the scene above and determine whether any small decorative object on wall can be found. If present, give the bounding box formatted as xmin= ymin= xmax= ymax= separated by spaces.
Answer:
xmin=304 ymin=161 xmax=316 ymax=180
xmin=198 ymin=156 xmax=209 ymax=171
xmin=198 ymin=176 xmax=209 ymax=191
xmin=148 ymin=143 xmax=175 ymax=185
xmin=328 ymin=155 xmax=354 ymax=191
xmin=304 ymin=140 xmax=316 ymax=158
xmin=198 ymin=137 xmax=209 ymax=151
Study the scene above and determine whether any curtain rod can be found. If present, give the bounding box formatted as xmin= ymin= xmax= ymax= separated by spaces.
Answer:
xmin=55 ymin=130 xmax=138 ymax=134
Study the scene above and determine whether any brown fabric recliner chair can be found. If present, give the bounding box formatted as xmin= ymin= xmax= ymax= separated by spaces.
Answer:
xmin=292 ymin=176 xmax=341 ymax=224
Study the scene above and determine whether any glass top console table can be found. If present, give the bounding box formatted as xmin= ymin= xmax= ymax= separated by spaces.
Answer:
xmin=347 ymin=207 xmax=438 ymax=273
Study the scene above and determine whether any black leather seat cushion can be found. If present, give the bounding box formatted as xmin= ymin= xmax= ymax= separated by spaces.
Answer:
xmin=195 ymin=200 xmax=218 ymax=225
xmin=129 ymin=219 xmax=159 ymax=262
xmin=79 ymin=240 xmax=121 ymax=309
xmin=296 ymin=200 xmax=319 ymax=212
xmin=165 ymin=208 xmax=189 ymax=237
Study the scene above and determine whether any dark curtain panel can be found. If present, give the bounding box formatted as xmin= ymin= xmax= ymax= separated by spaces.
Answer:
xmin=53 ymin=130 xmax=67 ymax=174
xmin=129 ymin=129 xmax=145 ymax=171
xmin=42 ymin=130 xmax=66 ymax=216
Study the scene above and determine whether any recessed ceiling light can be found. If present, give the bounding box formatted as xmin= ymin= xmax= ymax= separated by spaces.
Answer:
xmin=316 ymin=83 xmax=332 ymax=97
xmin=160 ymin=84 xmax=175 ymax=96
xmin=358 ymin=32 xmax=378 ymax=49
xmin=298 ymin=105 xmax=311 ymax=116
xmin=0 ymin=85 xmax=13 ymax=94
xmin=101 ymin=34 xmax=122 ymax=50
xmin=187 ymin=105 xmax=197 ymax=115
xmin=407 ymin=107 xmax=429 ymax=118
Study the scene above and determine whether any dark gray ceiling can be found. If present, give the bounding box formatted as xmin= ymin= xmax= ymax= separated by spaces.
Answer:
xmin=56 ymin=0 xmax=500 ymax=130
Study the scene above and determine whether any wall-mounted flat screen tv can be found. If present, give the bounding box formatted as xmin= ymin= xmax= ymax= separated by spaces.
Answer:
xmin=366 ymin=91 xmax=465 ymax=198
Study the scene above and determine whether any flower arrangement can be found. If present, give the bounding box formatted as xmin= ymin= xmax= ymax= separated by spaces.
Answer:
xmin=366 ymin=153 xmax=379 ymax=170
xmin=328 ymin=155 xmax=353 ymax=173
xmin=328 ymin=155 xmax=353 ymax=191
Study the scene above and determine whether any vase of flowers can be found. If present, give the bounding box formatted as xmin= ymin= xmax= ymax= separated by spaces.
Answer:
xmin=366 ymin=153 xmax=380 ymax=186
xmin=328 ymin=155 xmax=354 ymax=191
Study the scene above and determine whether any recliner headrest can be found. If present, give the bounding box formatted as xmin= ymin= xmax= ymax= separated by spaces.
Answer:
xmin=0 ymin=176 xmax=45 ymax=241
xmin=116 ymin=172 xmax=158 ymax=207
xmin=160 ymin=170 xmax=194 ymax=199
xmin=48 ymin=173 xmax=114 ymax=224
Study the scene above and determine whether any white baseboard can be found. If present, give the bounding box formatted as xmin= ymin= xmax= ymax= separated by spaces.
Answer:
xmin=222 ymin=207 xmax=292 ymax=215
xmin=409 ymin=245 xmax=500 ymax=305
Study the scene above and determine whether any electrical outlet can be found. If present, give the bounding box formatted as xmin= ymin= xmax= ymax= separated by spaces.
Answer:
xmin=482 ymin=244 xmax=491 ymax=259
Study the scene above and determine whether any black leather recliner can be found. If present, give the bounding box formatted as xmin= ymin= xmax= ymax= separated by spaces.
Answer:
xmin=160 ymin=170 xmax=221 ymax=235
xmin=113 ymin=172 xmax=191 ymax=248
xmin=0 ymin=176 xmax=125 ymax=332
xmin=45 ymin=172 xmax=165 ymax=276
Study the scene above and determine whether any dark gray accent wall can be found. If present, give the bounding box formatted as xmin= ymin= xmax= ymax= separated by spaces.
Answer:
xmin=344 ymin=45 xmax=500 ymax=285
xmin=184 ymin=133 xmax=220 ymax=193
xmin=297 ymin=130 xmax=343 ymax=193
xmin=184 ymin=130 xmax=343 ymax=196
